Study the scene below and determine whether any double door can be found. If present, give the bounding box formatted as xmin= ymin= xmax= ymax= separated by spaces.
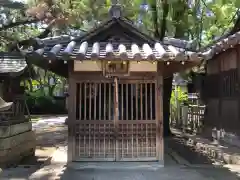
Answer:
xmin=73 ymin=78 xmax=159 ymax=161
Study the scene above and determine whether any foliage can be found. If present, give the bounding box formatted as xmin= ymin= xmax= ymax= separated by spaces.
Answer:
xmin=1 ymin=0 xmax=239 ymax=50
xmin=0 ymin=0 xmax=68 ymax=50
xmin=22 ymin=65 xmax=67 ymax=114
xmin=171 ymin=86 xmax=188 ymax=107
xmin=22 ymin=66 xmax=67 ymax=97
xmin=26 ymin=91 xmax=67 ymax=114
xmin=170 ymin=86 xmax=188 ymax=124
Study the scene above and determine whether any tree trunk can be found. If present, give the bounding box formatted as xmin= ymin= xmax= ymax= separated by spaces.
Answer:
xmin=163 ymin=76 xmax=173 ymax=136
xmin=163 ymin=0 xmax=188 ymax=137
xmin=150 ymin=0 xmax=172 ymax=137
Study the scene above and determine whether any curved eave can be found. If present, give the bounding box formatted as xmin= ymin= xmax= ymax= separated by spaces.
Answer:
xmin=27 ymin=51 xmax=202 ymax=79
xmin=0 ymin=66 xmax=33 ymax=79
xmin=26 ymin=54 xmax=69 ymax=78
xmin=201 ymin=31 xmax=240 ymax=60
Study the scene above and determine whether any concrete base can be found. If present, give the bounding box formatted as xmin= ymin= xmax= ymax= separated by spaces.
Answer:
xmin=68 ymin=161 xmax=164 ymax=171
xmin=0 ymin=122 xmax=36 ymax=167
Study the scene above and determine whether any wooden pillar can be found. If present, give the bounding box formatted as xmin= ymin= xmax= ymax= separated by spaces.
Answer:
xmin=156 ymin=63 xmax=164 ymax=162
xmin=67 ymin=63 xmax=76 ymax=163
xmin=114 ymin=77 xmax=119 ymax=161
xmin=2 ymin=79 xmax=11 ymax=101
xmin=218 ymin=58 xmax=222 ymax=129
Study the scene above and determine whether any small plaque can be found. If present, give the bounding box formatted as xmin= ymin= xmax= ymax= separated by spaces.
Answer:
xmin=103 ymin=61 xmax=129 ymax=77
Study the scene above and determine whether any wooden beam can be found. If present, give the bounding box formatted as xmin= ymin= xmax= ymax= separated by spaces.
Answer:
xmin=162 ymin=61 xmax=201 ymax=78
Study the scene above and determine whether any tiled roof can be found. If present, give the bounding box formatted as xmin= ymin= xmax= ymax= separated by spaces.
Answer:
xmin=25 ymin=17 xmax=203 ymax=62
xmin=202 ymin=31 xmax=240 ymax=60
xmin=30 ymin=40 xmax=201 ymax=62
xmin=0 ymin=52 xmax=27 ymax=74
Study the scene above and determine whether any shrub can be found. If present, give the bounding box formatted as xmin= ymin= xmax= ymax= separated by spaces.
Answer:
xmin=26 ymin=94 xmax=67 ymax=114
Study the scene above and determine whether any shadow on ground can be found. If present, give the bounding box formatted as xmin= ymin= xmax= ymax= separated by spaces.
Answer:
xmin=35 ymin=125 xmax=68 ymax=148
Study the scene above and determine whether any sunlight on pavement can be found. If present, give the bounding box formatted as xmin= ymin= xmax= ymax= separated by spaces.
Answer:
xmin=28 ymin=165 xmax=66 ymax=180
xmin=52 ymin=146 xmax=68 ymax=163
xmin=32 ymin=116 xmax=67 ymax=130
xmin=223 ymin=164 xmax=240 ymax=177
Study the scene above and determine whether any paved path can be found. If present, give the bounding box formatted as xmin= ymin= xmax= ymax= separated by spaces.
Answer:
xmin=33 ymin=116 xmax=68 ymax=147
xmin=0 ymin=153 xmax=213 ymax=180
xmin=2 ymin=162 xmax=239 ymax=180
xmin=32 ymin=116 xmax=67 ymax=130
xmin=0 ymin=116 xmax=239 ymax=180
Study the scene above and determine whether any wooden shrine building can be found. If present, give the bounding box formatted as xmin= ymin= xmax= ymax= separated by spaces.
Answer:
xmin=201 ymin=30 xmax=240 ymax=137
xmin=26 ymin=4 xmax=203 ymax=163
xmin=0 ymin=52 xmax=35 ymax=166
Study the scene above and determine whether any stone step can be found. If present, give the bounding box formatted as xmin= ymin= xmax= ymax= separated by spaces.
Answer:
xmin=68 ymin=162 xmax=164 ymax=171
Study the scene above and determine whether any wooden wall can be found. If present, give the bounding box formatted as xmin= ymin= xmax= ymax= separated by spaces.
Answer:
xmin=204 ymin=46 xmax=240 ymax=134
xmin=207 ymin=48 xmax=237 ymax=74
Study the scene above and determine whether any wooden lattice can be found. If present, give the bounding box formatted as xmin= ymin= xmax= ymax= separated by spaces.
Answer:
xmin=74 ymin=80 xmax=157 ymax=161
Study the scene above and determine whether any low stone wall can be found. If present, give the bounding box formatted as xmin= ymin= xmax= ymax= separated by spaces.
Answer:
xmin=201 ymin=127 xmax=240 ymax=149
xmin=171 ymin=128 xmax=240 ymax=165
xmin=0 ymin=122 xmax=36 ymax=167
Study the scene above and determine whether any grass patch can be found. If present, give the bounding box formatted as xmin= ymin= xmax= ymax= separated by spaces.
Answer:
xmin=31 ymin=117 xmax=41 ymax=122
xmin=25 ymin=115 xmax=41 ymax=122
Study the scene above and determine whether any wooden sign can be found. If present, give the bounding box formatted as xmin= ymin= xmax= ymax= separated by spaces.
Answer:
xmin=103 ymin=60 xmax=129 ymax=77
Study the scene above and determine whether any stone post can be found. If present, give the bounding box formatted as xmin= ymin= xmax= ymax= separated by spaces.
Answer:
xmin=181 ymin=105 xmax=188 ymax=133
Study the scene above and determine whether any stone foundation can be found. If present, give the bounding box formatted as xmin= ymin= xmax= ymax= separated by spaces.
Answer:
xmin=172 ymin=128 xmax=240 ymax=165
xmin=0 ymin=121 xmax=36 ymax=167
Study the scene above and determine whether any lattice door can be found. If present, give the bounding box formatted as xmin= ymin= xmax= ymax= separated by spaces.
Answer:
xmin=74 ymin=81 xmax=116 ymax=161
xmin=116 ymin=80 xmax=157 ymax=161
xmin=74 ymin=79 xmax=158 ymax=161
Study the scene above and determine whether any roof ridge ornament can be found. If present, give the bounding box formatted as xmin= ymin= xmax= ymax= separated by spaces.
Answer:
xmin=109 ymin=0 xmax=122 ymax=19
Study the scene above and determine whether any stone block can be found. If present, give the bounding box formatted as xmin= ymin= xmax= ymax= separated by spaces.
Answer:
xmin=0 ymin=121 xmax=32 ymax=138
xmin=0 ymin=140 xmax=36 ymax=167
xmin=0 ymin=122 xmax=36 ymax=167
xmin=0 ymin=130 xmax=35 ymax=151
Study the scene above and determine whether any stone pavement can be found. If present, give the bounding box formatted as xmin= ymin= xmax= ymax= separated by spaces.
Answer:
xmin=2 ymin=142 xmax=239 ymax=180
xmin=0 ymin=116 xmax=240 ymax=180
xmin=33 ymin=116 xmax=68 ymax=166
xmin=29 ymin=165 xmax=215 ymax=180
xmin=2 ymin=153 xmax=239 ymax=180
xmin=0 ymin=150 xmax=214 ymax=180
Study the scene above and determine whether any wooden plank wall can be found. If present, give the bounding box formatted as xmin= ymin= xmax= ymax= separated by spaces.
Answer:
xmin=205 ymin=47 xmax=240 ymax=134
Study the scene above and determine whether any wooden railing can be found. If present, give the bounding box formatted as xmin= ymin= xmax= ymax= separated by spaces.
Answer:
xmin=170 ymin=104 xmax=205 ymax=134
xmin=0 ymin=96 xmax=29 ymax=125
